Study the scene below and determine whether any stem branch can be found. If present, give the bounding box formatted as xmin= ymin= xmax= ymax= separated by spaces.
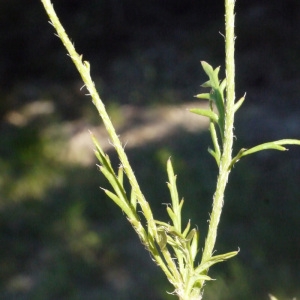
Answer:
xmin=201 ymin=0 xmax=236 ymax=263
xmin=40 ymin=0 xmax=154 ymax=230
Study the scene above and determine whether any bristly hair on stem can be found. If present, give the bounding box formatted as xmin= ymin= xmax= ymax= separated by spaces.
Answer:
xmin=40 ymin=0 xmax=300 ymax=298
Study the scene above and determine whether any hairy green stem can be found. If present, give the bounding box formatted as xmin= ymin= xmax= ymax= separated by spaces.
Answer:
xmin=40 ymin=0 xmax=155 ymax=234
xmin=40 ymin=1 xmax=300 ymax=299
xmin=201 ymin=0 xmax=236 ymax=264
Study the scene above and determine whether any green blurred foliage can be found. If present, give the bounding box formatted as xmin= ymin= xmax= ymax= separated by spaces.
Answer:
xmin=0 ymin=0 xmax=300 ymax=299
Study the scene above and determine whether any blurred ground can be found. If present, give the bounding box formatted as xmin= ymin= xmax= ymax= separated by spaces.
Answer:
xmin=0 ymin=1 xmax=300 ymax=299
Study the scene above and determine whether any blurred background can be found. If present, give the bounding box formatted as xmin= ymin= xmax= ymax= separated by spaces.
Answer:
xmin=0 ymin=0 xmax=300 ymax=299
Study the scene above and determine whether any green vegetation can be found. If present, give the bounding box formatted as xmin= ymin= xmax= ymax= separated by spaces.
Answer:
xmin=1 ymin=0 xmax=300 ymax=299
xmin=37 ymin=0 xmax=300 ymax=299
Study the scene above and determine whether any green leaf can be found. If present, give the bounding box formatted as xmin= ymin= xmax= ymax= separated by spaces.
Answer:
xmin=100 ymin=166 xmax=127 ymax=202
xmin=130 ymin=188 xmax=137 ymax=210
xmin=228 ymin=148 xmax=247 ymax=169
xmin=166 ymin=235 xmax=179 ymax=248
xmin=190 ymin=108 xmax=219 ymax=124
xmin=182 ymin=220 xmax=191 ymax=238
xmin=189 ymin=229 xmax=199 ymax=261
xmin=234 ymin=94 xmax=246 ymax=112
xmin=229 ymin=139 xmax=300 ymax=169
xmin=199 ymin=61 xmax=225 ymax=141
xmin=186 ymin=228 xmax=196 ymax=241
xmin=194 ymin=274 xmax=214 ymax=281
xmin=103 ymin=189 xmax=132 ymax=217
xmin=201 ymin=81 xmax=212 ymax=88
xmin=201 ymin=61 xmax=214 ymax=78
xmin=196 ymin=250 xmax=239 ymax=275
xmin=201 ymin=61 xmax=221 ymax=89
xmin=118 ymin=166 xmax=124 ymax=187
xmin=195 ymin=93 xmax=211 ymax=100
xmin=243 ymin=143 xmax=286 ymax=155
xmin=208 ymin=147 xmax=220 ymax=164
xmin=220 ymin=78 xmax=227 ymax=93
xmin=166 ymin=206 xmax=176 ymax=224
xmin=154 ymin=219 xmax=172 ymax=228
xmin=179 ymin=198 xmax=184 ymax=211
xmin=211 ymin=66 xmax=221 ymax=88
xmin=157 ymin=229 xmax=168 ymax=250
xmin=91 ymin=133 xmax=114 ymax=170
xmin=208 ymin=122 xmax=221 ymax=165
xmin=167 ymin=158 xmax=181 ymax=231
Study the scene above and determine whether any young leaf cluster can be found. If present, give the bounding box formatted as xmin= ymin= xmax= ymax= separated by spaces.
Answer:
xmin=191 ymin=61 xmax=300 ymax=169
xmin=92 ymin=130 xmax=237 ymax=299
xmin=190 ymin=61 xmax=244 ymax=165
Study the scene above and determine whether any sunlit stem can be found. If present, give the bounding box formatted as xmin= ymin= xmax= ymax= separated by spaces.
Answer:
xmin=201 ymin=0 xmax=236 ymax=276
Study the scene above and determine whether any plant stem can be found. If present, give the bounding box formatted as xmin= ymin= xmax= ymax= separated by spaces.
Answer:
xmin=201 ymin=0 xmax=236 ymax=264
xmin=40 ymin=0 xmax=155 ymax=230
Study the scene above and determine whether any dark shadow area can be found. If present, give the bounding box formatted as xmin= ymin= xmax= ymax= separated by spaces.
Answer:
xmin=0 ymin=0 xmax=300 ymax=299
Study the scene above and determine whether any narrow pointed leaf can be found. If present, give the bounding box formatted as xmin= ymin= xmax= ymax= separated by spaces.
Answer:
xmin=103 ymin=189 xmax=132 ymax=217
xmin=190 ymin=229 xmax=199 ymax=261
xmin=228 ymin=148 xmax=247 ymax=169
xmin=240 ymin=139 xmax=300 ymax=157
xmin=272 ymin=139 xmax=300 ymax=146
xmin=201 ymin=61 xmax=214 ymax=77
xmin=100 ymin=166 xmax=127 ymax=201
xmin=211 ymin=66 xmax=221 ymax=87
xmin=190 ymin=108 xmax=219 ymax=123
xmin=208 ymin=147 xmax=220 ymax=164
xmin=166 ymin=206 xmax=176 ymax=224
xmin=234 ymin=94 xmax=246 ymax=112
xmin=220 ymin=78 xmax=227 ymax=93
xmin=196 ymin=250 xmax=239 ymax=274
xmin=179 ymin=198 xmax=184 ymax=211
xmin=182 ymin=220 xmax=191 ymax=238
xmin=154 ymin=219 xmax=172 ymax=228
xmin=130 ymin=188 xmax=137 ymax=210
xmin=194 ymin=274 xmax=214 ymax=282
xmin=157 ymin=230 xmax=168 ymax=250
xmin=186 ymin=228 xmax=196 ymax=241
xmin=241 ymin=143 xmax=286 ymax=156
xmin=167 ymin=159 xmax=181 ymax=231
xmin=166 ymin=235 xmax=179 ymax=247
xmin=195 ymin=93 xmax=210 ymax=100
xmin=90 ymin=132 xmax=105 ymax=157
